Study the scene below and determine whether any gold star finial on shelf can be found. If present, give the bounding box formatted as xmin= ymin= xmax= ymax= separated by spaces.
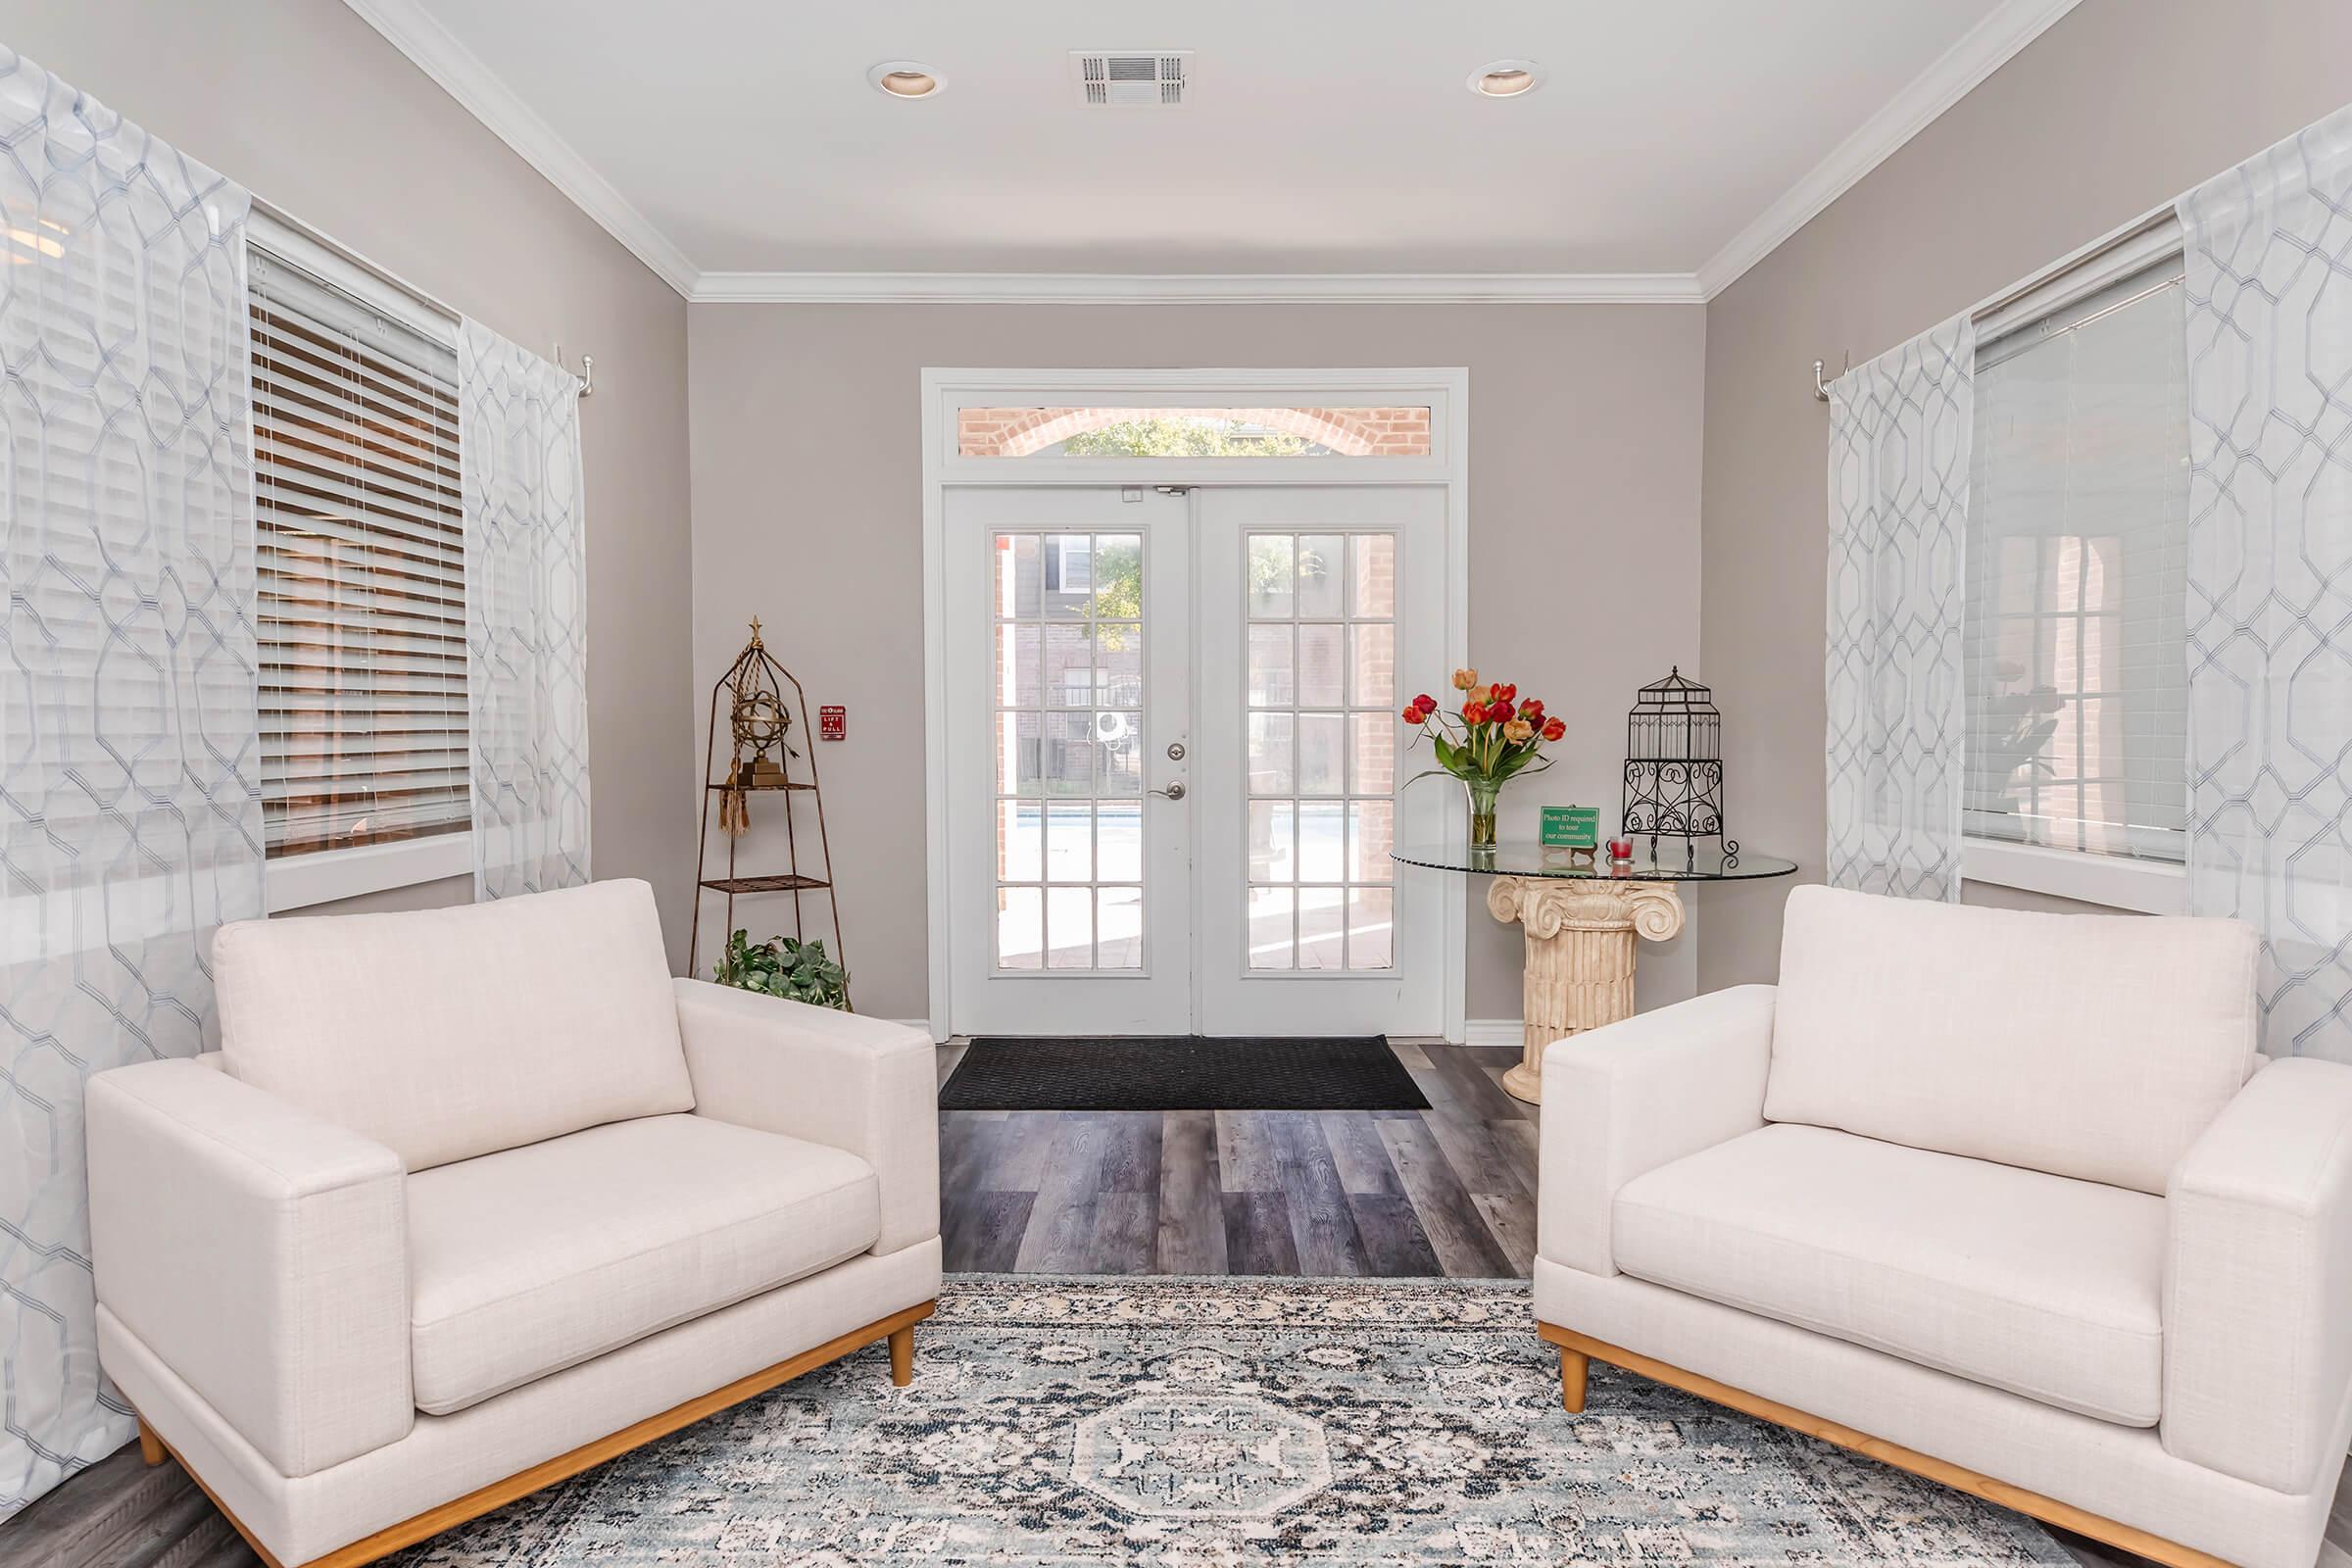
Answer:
xmin=747 ymin=615 xmax=763 ymax=645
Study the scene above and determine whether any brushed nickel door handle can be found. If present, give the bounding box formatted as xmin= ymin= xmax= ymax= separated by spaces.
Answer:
xmin=1150 ymin=782 xmax=1187 ymax=801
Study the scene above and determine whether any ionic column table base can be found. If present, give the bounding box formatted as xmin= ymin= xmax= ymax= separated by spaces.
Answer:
xmin=1484 ymin=878 xmax=1686 ymax=1104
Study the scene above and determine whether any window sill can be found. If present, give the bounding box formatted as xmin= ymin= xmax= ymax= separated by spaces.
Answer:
xmin=266 ymin=833 xmax=473 ymax=913
xmin=1961 ymin=838 xmax=2184 ymax=915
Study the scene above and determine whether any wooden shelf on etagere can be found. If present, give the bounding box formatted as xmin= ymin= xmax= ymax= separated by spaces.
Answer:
xmin=687 ymin=620 xmax=849 ymax=1006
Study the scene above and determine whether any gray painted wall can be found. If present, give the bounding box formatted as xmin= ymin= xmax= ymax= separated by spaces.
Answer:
xmin=686 ymin=304 xmax=1707 ymax=1023
xmin=1694 ymin=0 xmax=2352 ymax=989
xmin=9 ymin=1 xmax=702 ymax=968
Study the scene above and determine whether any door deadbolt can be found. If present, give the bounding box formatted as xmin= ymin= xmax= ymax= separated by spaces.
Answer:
xmin=1150 ymin=782 xmax=1187 ymax=801
xmin=1165 ymin=742 xmax=1187 ymax=761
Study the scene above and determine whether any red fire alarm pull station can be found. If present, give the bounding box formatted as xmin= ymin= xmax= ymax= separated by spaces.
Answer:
xmin=818 ymin=705 xmax=846 ymax=741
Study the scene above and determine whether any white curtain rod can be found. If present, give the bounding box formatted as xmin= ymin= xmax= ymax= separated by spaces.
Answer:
xmin=249 ymin=194 xmax=594 ymax=398
xmin=1810 ymin=198 xmax=2181 ymax=404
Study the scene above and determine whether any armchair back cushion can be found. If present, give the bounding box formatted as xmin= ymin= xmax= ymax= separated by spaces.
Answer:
xmin=215 ymin=879 xmax=694 ymax=1170
xmin=1764 ymin=885 xmax=2257 ymax=1193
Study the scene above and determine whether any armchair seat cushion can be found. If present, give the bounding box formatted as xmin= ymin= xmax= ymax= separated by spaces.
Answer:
xmin=1611 ymin=1123 xmax=2166 ymax=1426
xmin=406 ymin=1113 xmax=880 ymax=1415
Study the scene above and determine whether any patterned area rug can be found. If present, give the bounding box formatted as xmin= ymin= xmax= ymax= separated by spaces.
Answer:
xmin=392 ymin=1276 xmax=2071 ymax=1565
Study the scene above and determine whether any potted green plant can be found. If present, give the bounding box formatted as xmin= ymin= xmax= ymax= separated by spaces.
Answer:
xmin=712 ymin=929 xmax=851 ymax=1010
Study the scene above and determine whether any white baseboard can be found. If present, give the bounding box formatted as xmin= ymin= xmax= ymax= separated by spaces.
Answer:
xmin=1462 ymin=1018 xmax=1525 ymax=1048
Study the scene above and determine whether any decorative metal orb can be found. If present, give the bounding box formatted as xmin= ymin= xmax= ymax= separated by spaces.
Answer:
xmin=732 ymin=689 xmax=790 ymax=757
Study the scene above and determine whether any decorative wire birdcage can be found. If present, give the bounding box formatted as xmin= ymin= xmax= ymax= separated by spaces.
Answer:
xmin=1621 ymin=667 xmax=1736 ymax=870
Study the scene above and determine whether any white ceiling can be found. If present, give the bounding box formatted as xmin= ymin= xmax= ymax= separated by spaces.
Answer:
xmin=347 ymin=0 xmax=2079 ymax=301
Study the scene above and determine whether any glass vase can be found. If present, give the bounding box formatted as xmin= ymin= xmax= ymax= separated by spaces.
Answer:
xmin=1462 ymin=774 xmax=1502 ymax=849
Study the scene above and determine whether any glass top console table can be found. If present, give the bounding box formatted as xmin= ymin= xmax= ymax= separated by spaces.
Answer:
xmin=1392 ymin=843 xmax=1796 ymax=1104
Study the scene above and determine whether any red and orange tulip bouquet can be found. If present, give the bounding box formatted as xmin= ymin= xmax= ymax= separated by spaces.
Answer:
xmin=1401 ymin=667 xmax=1566 ymax=847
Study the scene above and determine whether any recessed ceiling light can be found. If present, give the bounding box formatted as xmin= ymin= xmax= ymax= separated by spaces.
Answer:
xmin=1467 ymin=60 xmax=1543 ymax=98
xmin=868 ymin=61 xmax=945 ymax=99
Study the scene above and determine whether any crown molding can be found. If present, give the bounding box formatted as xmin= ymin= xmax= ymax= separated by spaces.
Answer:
xmin=1693 ymin=0 xmax=2082 ymax=300
xmin=346 ymin=0 xmax=2077 ymax=310
xmin=690 ymin=271 xmax=1706 ymax=305
xmin=339 ymin=0 xmax=700 ymax=297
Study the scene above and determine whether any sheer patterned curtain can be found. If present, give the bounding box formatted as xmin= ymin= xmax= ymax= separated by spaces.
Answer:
xmin=2180 ymin=103 xmax=2352 ymax=1064
xmin=1825 ymin=314 xmax=1977 ymax=900
xmin=0 ymin=51 xmax=262 ymax=1517
xmin=459 ymin=319 xmax=591 ymax=900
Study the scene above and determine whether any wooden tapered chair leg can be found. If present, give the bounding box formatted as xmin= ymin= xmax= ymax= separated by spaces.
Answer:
xmin=137 ymin=1417 xmax=166 ymax=1466
xmin=888 ymin=1323 xmax=914 ymax=1386
xmin=1559 ymin=1348 xmax=1590 ymax=1413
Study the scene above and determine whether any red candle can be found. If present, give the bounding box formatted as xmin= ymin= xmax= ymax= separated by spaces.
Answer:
xmin=1607 ymin=838 xmax=1635 ymax=862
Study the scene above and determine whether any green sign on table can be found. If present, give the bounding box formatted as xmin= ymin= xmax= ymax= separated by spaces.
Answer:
xmin=1541 ymin=805 xmax=1601 ymax=848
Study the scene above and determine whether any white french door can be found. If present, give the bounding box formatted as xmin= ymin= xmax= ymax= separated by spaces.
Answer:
xmin=943 ymin=484 xmax=1446 ymax=1037
xmin=946 ymin=488 xmax=1194 ymax=1034
xmin=1194 ymin=487 xmax=1447 ymax=1036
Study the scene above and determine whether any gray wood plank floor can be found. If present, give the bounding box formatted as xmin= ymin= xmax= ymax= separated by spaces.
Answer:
xmin=935 ymin=1040 xmax=1538 ymax=1278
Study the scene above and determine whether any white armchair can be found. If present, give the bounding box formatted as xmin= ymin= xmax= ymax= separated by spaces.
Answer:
xmin=1535 ymin=884 xmax=2352 ymax=1568
xmin=87 ymin=879 xmax=940 ymax=1568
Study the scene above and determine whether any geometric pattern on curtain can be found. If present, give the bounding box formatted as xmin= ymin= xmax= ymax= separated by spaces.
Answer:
xmin=458 ymin=318 xmax=591 ymax=901
xmin=0 ymin=50 xmax=262 ymax=1518
xmin=2180 ymin=101 xmax=2352 ymax=1064
xmin=1824 ymin=312 xmax=1977 ymax=902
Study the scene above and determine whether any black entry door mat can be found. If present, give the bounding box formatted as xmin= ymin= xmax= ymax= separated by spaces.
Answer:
xmin=938 ymin=1036 xmax=1430 ymax=1112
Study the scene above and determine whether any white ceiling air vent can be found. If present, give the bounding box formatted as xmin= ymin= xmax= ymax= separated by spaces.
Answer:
xmin=1072 ymin=51 xmax=1190 ymax=108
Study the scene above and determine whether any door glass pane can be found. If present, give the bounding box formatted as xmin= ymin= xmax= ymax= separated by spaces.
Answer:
xmin=1298 ymin=801 xmax=1345 ymax=883
xmin=999 ymin=801 xmax=1042 ymax=881
xmin=1097 ymin=624 xmax=1145 ymax=706
xmin=1346 ymin=887 xmax=1394 ymax=970
xmin=1099 ymin=800 xmax=1143 ymax=881
xmin=1298 ymin=714 xmax=1345 ymax=796
xmin=1351 ymin=534 xmax=1395 ymax=618
xmin=1046 ymin=801 xmax=1092 ymax=882
xmin=999 ymin=887 xmax=1043 ymax=970
xmin=1248 ymin=800 xmax=1294 ymax=883
xmin=1100 ymin=714 xmax=1144 ymax=795
xmin=1042 ymin=625 xmax=1091 ymax=705
xmin=1247 ymin=625 xmax=1295 ymax=706
xmin=1297 ymin=624 xmax=1344 ymax=707
xmin=1042 ymin=712 xmax=1095 ymax=793
xmin=997 ymin=534 xmax=1042 ymax=617
xmin=991 ymin=529 xmax=1151 ymax=974
xmin=1350 ymin=622 xmax=1394 ymax=708
xmin=1247 ymin=713 xmax=1295 ymax=795
xmin=1350 ymin=712 xmax=1394 ymax=796
xmin=1094 ymin=535 xmax=1142 ymax=617
xmin=1097 ymin=886 xmax=1144 ymax=970
xmin=1248 ymin=536 xmax=1295 ymax=618
xmin=999 ymin=711 xmax=1041 ymax=795
xmin=1239 ymin=529 xmax=1399 ymax=972
xmin=1248 ymin=888 xmax=1294 ymax=970
xmin=1298 ymin=536 xmax=1346 ymax=618
xmin=998 ymin=625 xmax=1041 ymax=708
xmin=1047 ymin=886 xmax=1093 ymax=968
xmin=1298 ymin=888 xmax=1346 ymax=971
xmin=1348 ymin=801 xmax=1394 ymax=882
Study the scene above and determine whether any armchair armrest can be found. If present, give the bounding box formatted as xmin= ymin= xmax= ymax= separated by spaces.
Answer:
xmin=2161 ymin=1055 xmax=2352 ymax=1493
xmin=674 ymin=978 xmax=940 ymax=1254
xmin=1537 ymin=984 xmax=1778 ymax=1276
xmin=85 ymin=1059 xmax=411 ymax=1477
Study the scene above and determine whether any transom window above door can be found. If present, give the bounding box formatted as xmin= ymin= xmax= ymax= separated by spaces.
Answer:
xmin=957 ymin=405 xmax=1431 ymax=459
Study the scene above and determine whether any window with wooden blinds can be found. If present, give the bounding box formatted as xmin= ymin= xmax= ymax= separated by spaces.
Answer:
xmin=250 ymin=243 xmax=468 ymax=859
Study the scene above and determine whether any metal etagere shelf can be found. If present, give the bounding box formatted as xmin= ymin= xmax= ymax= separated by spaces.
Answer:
xmin=687 ymin=619 xmax=849 ymax=1004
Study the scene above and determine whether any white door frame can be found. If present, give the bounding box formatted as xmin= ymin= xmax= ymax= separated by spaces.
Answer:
xmin=919 ymin=367 xmax=1471 ymax=1043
